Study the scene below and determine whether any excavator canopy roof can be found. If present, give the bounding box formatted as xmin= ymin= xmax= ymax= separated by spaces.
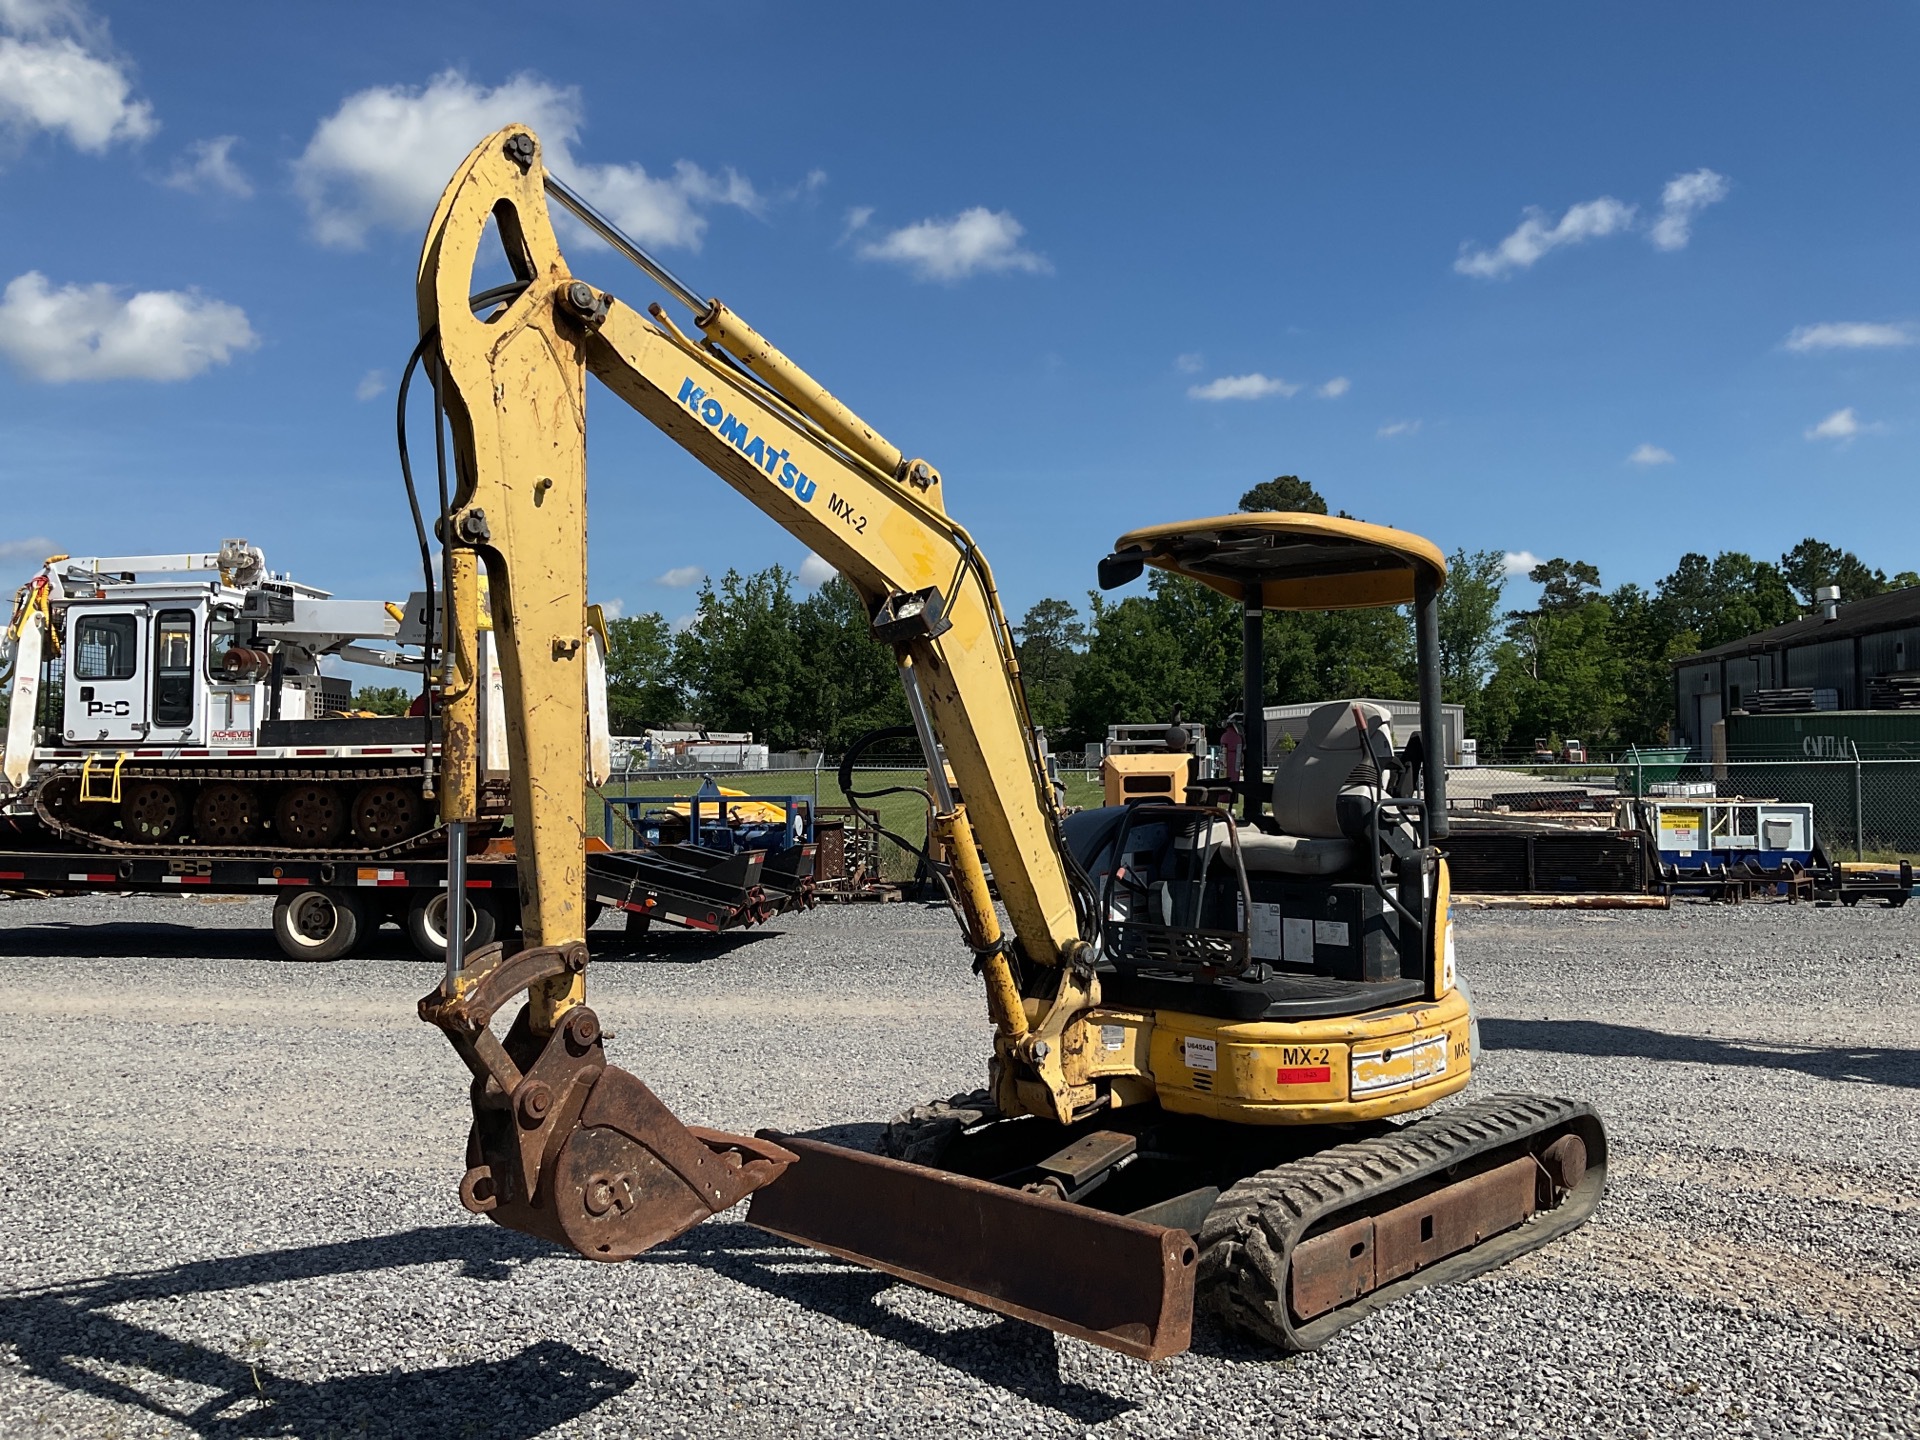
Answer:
xmin=1107 ymin=513 xmax=1448 ymax=611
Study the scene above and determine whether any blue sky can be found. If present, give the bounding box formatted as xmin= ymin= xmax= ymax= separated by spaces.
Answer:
xmin=3 ymin=1 xmax=1916 ymax=670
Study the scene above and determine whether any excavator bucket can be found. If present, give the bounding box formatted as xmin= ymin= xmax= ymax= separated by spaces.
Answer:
xmin=746 ymin=1135 xmax=1197 ymax=1361
xmin=421 ymin=942 xmax=794 ymax=1260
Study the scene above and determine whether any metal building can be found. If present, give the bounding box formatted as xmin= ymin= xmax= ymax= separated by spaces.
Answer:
xmin=1670 ymin=587 xmax=1920 ymax=751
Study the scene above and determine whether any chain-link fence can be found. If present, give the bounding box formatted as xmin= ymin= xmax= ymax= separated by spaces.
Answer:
xmin=590 ymin=754 xmax=1920 ymax=885
xmin=1445 ymin=756 xmax=1920 ymax=862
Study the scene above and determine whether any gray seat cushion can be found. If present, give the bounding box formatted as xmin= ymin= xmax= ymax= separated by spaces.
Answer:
xmin=1236 ymin=830 xmax=1355 ymax=877
xmin=1270 ymin=700 xmax=1392 ymax=839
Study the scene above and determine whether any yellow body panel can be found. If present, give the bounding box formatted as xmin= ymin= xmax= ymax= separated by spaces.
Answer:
xmin=1064 ymin=990 xmax=1472 ymax=1124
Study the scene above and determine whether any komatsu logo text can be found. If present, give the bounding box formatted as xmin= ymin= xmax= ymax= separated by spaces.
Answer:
xmin=676 ymin=378 xmax=817 ymax=503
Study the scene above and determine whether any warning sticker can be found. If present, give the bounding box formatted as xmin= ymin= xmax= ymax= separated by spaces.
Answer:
xmin=1314 ymin=918 xmax=1350 ymax=948
xmin=1182 ymin=1036 xmax=1217 ymax=1072
xmin=1100 ymin=1024 xmax=1126 ymax=1052
xmin=1283 ymin=917 xmax=1314 ymax=961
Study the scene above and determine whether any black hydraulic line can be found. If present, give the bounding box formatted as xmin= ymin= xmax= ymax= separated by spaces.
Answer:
xmin=1414 ymin=571 xmax=1449 ymax=840
xmin=1240 ymin=582 xmax=1265 ymax=822
xmin=395 ymin=327 xmax=441 ymax=791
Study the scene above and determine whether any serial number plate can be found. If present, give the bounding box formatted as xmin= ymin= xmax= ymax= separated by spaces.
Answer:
xmin=1350 ymin=1033 xmax=1448 ymax=1097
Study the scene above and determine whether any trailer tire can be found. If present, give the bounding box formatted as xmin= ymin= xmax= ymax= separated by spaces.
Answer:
xmin=407 ymin=890 xmax=498 ymax=962
xmin=272 ymin=888 xmax=364 ymax=962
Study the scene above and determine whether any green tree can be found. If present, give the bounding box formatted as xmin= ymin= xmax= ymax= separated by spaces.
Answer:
xmin=352 ymin=685 xmax=412 ymax=715
xmin=1489 ymin=558 xmax=1622 ymax=750
xmin=603 ymin=612 xmax=682 ymax=735
xmin=1067 ymin=573 xmax=1240 ymax=744
xmin=1237 ymin=474 xmax=1328 ymax=515
xmin=1436 ymin=548 xmax=1508 ymax=735
xmin=1656 ymin=551 xmax=1797 ymax=650
xmin=1013 ymin=597 xmax=1087 ymax=741
xmin=1780 ymin=539 xmax=1889 ymax=608
xmin=670 ymin=566 xmax=805 ymax=747
xmin=788 ymin=577 xmax=907 ymax=751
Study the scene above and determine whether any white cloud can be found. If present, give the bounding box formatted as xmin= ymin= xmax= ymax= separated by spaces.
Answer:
xmin=0 ymin=534 xmax=55 ymax=562
xmin=669 ymin=612 xmax=698 ymax=634
xmin=1316 ymin=376 xmax=1350 ymax=399
xmin=1784 ymin=321 xmax=1915 ymax=353
xmin=1805 ymin=407 xmax=1864 ymax=443
xmin=599 ymin=597 xmax=624 ymax=619
xmin=1502 ymin=550 xmax=1542 ymax=578
xmin=798 ymin=553 xmax=836 ymax=587
xmin=1188 ymin=373 xmax=1300 ymax=401
xmin=1174 ymin=352 xmax=1203 ymax=374
xmin=1627 ymin=443 xmax=1675 ymax=466
xmin=1648 ymin=168 xmax=1730 ymax=252
xmin=1455 ymin=167 xmax=1731 ymax=279
xmin=164 ymin=134 xmax=250 ymax=197
xmin=0 ymin=271 xmax=257 ymax=382
xmin=0 ymin=0 xmax=154 ymax=154
xmin=654 ymin=564 xmax=704 ymax=588
xmin=840 ymin=204 xmax=874 ymax=242
xmin=1377 ymin=419 xmax=1421 ymax=438
xmin=1455 ymin=196 xmax=1637 ymax=278
xmin=354 ymin=369 xmax=385 ymax=401
xmin=857 ymin=208 xmax=1049 ymax=282
xmin=294 ymin=70 xmax=761 ymax=251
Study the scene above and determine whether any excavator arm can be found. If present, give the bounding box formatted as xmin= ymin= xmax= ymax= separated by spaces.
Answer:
xmin=411 ymin=126 xmax=1155 ymax=1306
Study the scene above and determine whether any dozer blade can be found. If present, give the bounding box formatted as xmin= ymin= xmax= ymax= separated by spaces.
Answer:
xmin=746 ymin=1134 xmax=1197 ymax=1361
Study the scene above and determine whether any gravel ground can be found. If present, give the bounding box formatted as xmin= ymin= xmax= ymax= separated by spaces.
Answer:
xmin=0 ymin=892 xmax=1915 ymax=1439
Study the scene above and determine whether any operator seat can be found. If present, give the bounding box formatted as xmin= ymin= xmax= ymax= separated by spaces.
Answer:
xmin=1236 ymin=701 xmax=1391 ymax=877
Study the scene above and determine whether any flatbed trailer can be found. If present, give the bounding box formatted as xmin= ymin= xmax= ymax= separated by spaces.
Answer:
xmin=0 ymin=840 xmax=802 ymax=960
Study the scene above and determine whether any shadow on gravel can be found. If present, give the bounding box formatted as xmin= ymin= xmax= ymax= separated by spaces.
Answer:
xmin=0 ymin=920 xmax=273 ymax=962
xmin=1 ymin=1225 xmax=632 ymax=1438
xmin=1483 ymin=1018 xmax=1920 ymax=1088
xmin=590 ymin=929 xmax=781 ymax=965
xmin=644 ymin=1222 xmax=1138 ymax=1425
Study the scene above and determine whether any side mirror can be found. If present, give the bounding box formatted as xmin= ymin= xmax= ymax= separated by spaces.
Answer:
xmin=1097 ymin=552 xmax=1145 ymax=590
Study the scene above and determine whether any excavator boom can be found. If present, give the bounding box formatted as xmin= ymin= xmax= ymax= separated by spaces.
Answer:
xmin=408 ymin=126 xmax=1190 ymax=1346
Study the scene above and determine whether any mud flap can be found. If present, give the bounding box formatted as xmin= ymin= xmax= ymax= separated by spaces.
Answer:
xmin=746 ymin=1134 xmax=1197 ymax=1361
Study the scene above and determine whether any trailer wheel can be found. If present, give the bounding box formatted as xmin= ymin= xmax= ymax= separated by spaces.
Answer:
xmin=272 ymin=888 xmax=364 ymax=962
xmin=407 ymin=890 xmax=498 ymax=961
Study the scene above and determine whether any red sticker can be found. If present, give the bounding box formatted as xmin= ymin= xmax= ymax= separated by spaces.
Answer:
xmin=1276 ymin=1065 xmax=1332 ymax=1085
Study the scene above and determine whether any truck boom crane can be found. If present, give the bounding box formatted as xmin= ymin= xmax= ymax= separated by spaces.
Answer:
xmin=414 ymin=126 xmax=1603 ymax=1358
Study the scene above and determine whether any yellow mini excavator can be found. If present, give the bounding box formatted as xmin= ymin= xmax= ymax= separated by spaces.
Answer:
xmin=412 ymin=126 xmax=1605 ymax=1360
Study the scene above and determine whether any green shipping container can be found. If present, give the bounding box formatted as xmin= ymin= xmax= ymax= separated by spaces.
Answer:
xmin=1726 ymin=711 xmax=1920 ymax=761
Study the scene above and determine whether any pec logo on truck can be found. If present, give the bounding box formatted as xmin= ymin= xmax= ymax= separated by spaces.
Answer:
xmin=85 ymin=700 xmax=131 ymax=717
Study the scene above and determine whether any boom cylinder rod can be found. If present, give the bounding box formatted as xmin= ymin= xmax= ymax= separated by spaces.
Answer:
xmin=442 ymin=819 xmax=469 ymax=994
xmin=543 ymin=173 xmax=708 ymax=317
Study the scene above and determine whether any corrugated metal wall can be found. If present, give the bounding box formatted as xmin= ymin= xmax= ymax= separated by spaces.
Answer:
xmin=1785 ymin=638 xmax=1857 ymax=705
xmin=1861 ymin=626 xmax=1920 ymax=678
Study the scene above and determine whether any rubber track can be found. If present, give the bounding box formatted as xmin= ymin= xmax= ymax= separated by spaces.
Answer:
xmin=29 ymin=769 xmax=488 ymax=864
xmin=1197 ymin=1091 xmax=1607 ymax=1351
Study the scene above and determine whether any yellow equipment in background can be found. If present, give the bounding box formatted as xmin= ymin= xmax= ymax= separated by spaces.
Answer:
xmin=1100 ymin=751 xmax=1190 ymax=806
xmin=410 ymin=126 xmax=1605 ymax=1360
